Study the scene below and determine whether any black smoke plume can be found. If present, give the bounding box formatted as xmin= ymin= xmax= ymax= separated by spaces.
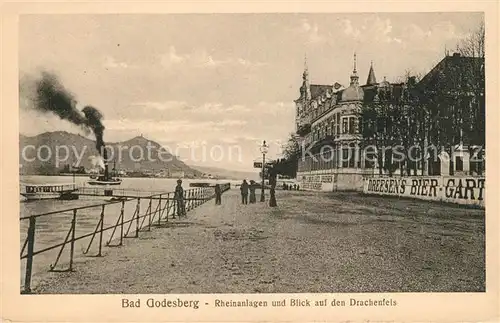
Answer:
xmin=82 ymin=105 xmax=105 ymax=155
xmin=33 ymin=71 xmax=87 ymax=127
xmin=27 ymin=72 xmax=107 ymax=158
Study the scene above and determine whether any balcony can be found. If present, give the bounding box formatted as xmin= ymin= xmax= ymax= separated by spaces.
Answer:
xmin=296 ymin=123 xmax=311 ymax=136
xmin=296 ymin=114 xmax=312 ymax=136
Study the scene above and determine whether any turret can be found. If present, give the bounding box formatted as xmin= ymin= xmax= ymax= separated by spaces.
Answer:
xmin=300 ymin=53 xmax=312 ymax=101
xmin=366 ymin=61 xmax=377 ymax=85
xmin=349 ymin=52 xmax=359 ymax=86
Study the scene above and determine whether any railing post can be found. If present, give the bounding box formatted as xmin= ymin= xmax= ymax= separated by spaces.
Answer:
xmin=69 ymin=209 xmax=77 ymax=271
xmin=135 ymin=198 xmax=141 ymax=237
xmin=158 ymin=195 xmax=162 ymax=226
xmin=120 ymin=201 xmax=124 ymax=246
xmin=97 ymin=205 xmax=105 ymax=256
xmin=23 ymin=216 xmax=36 ymax=294
xmin=172 ymin=193 xmax=177 ymax=219
xmin=166 ymin=193 xmax=170 ymax=222
xmin=148 ymin=196 xmax=153 ymax=231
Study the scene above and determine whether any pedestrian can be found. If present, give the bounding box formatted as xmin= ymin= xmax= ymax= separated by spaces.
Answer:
xmin=214 ymin=183 xmax=222 ymax=205
xmin=269 ymin=172 xmax=277 ymax=207
xmin=249 ymin=180 xmax=257 ymax=203
xmin=293 ymin=184 xmax=297 ymax=190
xmin=296 ymin=184 xmax=300 ymax=191
xmin=174 ymin=179 xmax=186 ymax=217
xmin=240 ymin=179 xmax=249 ymax=204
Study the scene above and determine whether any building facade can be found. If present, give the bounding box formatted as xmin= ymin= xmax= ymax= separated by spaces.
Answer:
xmin=295 ymin=54 xmax=399 ymax=191
xmin=294 ymin=53 xmax=485 ymax=191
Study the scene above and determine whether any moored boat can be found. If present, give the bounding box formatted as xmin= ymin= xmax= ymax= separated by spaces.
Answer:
xmin=20 ymin=183 xmax=78 ymax=201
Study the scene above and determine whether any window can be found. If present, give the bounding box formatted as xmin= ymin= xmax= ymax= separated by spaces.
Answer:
xmin=336 ymin=113 xmax=340 ymax=134
xmin=349 ymin=117 xmax=355 ymax=134
xmin=342 ymin=117 xmax=348 ymax=134
xmin=357 ymin=147 xmax=361 ymax=168
xmin=349 ymin=144 xmax=356 ymax=168
xmin=342 ymin=147 xmax=349 ymax=168
xmin=365 ymin=152 xmax=375 ymax=169
xmin=456 ymin=156 xmax=464 ymax=171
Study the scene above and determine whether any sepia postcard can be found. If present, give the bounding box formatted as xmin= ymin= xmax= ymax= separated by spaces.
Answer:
xmin=1 ymin=1 xmax=499 ymax=322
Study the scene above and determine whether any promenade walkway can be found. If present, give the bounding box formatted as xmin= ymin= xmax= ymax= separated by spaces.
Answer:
xmin=34 ymin=188 xmax=485 ymax=293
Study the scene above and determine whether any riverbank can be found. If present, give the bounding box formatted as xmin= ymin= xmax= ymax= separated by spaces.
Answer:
xmin=33 ymin=189 xmax=485 ymax=294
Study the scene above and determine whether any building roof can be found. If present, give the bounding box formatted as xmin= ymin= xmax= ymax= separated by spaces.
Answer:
xmin=341 ymin=85 xmax=364 ymax=102
xmin=418 ymin=53 xmax=484 ymax=92
xmin=362 ymin=87 xmax=377 ymax=103
xmin=366 ymin=64 xmax=377 ymax=85
xmin=310 ymin=84 xmax=333 ymax=99
xmin=379 ymin=76 xmax=390 ymax=88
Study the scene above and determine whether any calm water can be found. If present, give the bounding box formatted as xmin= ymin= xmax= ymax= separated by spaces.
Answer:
xmin=20 ymin=175 xmax=239 ymax=290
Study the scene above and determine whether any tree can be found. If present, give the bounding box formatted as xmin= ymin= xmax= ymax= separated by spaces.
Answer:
xmin=418 ymin=20 xmax=485 ymax=176
xmin=457 ymin=20 xmax=485 ymax=174
xmin=272 ymin=133 xmax=301 ymax=178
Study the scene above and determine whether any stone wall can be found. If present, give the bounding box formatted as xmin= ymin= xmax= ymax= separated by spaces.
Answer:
xmin=363 ymin=176 xmax=485 ymax=208
xmin=298 ymin=169 xmax=366 ymax=191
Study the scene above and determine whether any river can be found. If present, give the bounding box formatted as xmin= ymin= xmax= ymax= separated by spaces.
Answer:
xmin=19 ymin=175 xmax=240 ymax=291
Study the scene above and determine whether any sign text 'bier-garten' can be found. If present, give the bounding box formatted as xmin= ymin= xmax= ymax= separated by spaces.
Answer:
xmin=363 ymin=176 xmax=485 ymax=207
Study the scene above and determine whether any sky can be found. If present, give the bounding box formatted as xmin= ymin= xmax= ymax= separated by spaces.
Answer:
xmin=19 ymin=13 xmax=484 ymax=171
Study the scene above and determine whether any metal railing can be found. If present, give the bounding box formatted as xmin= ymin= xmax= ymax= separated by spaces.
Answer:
xmin=20 ymin=183 xmax=230 ymax=293
xmin=76 ymin=186 xmax=166 ymax=198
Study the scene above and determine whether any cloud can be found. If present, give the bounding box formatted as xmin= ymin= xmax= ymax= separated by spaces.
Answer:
xmin=297 ymin=18 xmax=326 ymax=44
xmin=159 ymin=46 xmax=187 ymax=68
xmin=256 ymin=101 xmax=295 ymax=116
xmin=106 ymin=118 xmax=246 ymax=134
xmin=341 ymin=19 xmax=361 ymax=39
xmin=109 ymin=100 xmax=294 ymax=152
xmin=131 ymin=100 xmax=273 ymax=117
xmin=371 ymin=17 xmax=403 ymax=44
xmin=197 ymin=103 xmax=252 ymax=113
xmin=160 ymin=46 xmax=267 ymax=69
xmin=130 ymin=100 xmax=188 ymax=111
xmin=405 ymin=21 xmax=465 ymax=45
xmin=340 ymin=17 xmax=401 ymax=44
xmin=103 ymin=56 xmax=131 ymax=69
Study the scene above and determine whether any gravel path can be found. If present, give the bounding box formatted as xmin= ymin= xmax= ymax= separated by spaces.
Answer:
xmin=33 ymin=189 xmax=485 ymax=294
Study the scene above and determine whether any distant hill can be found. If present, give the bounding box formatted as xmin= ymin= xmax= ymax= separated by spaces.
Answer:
xmin=19 ymin=131 xmax=202 ymax=177
xmin=190 ymin=164 xmax=259 ymax=181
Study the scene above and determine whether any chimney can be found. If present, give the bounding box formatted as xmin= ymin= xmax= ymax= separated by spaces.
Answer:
xmin=103 ymin=146 xmax=109 ymax=179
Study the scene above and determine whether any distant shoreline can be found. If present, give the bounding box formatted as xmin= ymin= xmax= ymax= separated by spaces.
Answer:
xmin=19 ymin=173 xmax=237 ymax=180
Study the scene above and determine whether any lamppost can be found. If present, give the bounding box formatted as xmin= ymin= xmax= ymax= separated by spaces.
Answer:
xmin=260 ymin=140 xmax=269 ymax=202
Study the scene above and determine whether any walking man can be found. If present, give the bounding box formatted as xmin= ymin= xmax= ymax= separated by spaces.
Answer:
xmin=240 ymin=179 xmax=249 ymax=204
xmin=214 ymin=183 xmax=222 ymax=205
xmin=249 ymin=180 xmax=257 ymax=203
xmin=174 ymin=179 xmax=186 ymax=217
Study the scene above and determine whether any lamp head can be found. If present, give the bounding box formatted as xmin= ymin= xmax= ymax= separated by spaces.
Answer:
xmin=260 ymin=140 xmax=269 ymax=154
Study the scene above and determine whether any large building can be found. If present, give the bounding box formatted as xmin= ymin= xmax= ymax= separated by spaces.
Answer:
xmin=295 ymin=54 xmax=399 ymax=191
xmin=294 ymin=53 xmax=485 ymax=191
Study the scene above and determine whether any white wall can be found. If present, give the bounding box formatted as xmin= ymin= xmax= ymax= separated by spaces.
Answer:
xmin=363 ymin=176 xmax=485 ymax=208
